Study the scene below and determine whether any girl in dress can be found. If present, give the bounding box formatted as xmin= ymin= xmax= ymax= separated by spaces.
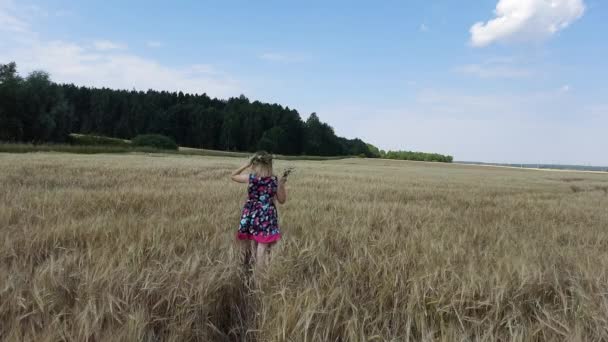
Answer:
xmin=230 ymin=151 xmax=287 ymax=269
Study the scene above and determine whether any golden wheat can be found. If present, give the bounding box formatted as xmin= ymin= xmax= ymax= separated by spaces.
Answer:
xmin=1 ymin=152 xmax=608 ymax=341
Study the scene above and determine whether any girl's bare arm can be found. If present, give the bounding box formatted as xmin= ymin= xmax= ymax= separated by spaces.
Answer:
xmin=231 ymin=160 xmax=252 ymax=183
xmin=276 ymin=177 xmax=287 ymax=204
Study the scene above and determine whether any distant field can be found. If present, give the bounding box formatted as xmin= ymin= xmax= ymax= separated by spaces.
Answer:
xmin=0 ymin=142 xmax=346 ymax=161
xmin=457 ymin=161 xmax=608 ymax=173
xmin=1 ymin=153 xmax=608 ymax=341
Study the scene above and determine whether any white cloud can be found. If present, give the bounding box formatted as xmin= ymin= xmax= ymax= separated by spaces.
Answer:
xmin=470 ymin=0 xmax=585 ymax=47
xmin=0 ymin=3 xmax=242 ymax=98
xmin=454 ymin=58 xmax=532 ymax=79
xmin=559 ymin=84 xmax=571 ymax=92
xmin=93 ymin=40 xmax=127 ymax=51
xmin=188 ymin=64 xmax=217 ymax=74
xmin=146 ymin=40 xmax=162 ymax=48
xmin=419 ymin=23 xmax=429 ymax=32
xmin=0 ymin=11 xmax=27 ymax=32
xmin=0 ymin=0 xmax=28 ymax=32
xmin=585 ymin=104 xmax=608 ymax=119
xmin=3 ymin=40 xmax=241 ymax=97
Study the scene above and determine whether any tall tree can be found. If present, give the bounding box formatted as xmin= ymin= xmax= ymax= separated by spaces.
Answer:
xmin=257 ymin=127 xmax=287 ymax=153
xmin=0 ymin=62 xmax=23 ymax=141
xmin=304 ymin=113 xmax=343 ymax=156
xmin=19 ymin=71 xmax=72 ymax=142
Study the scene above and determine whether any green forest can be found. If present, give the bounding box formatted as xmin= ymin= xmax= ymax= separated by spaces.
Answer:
xmin=0 ymin=62 xmax=452 ymax=162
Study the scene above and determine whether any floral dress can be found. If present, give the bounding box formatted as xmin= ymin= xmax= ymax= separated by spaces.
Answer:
xmin=236 ymin=173 xmax=281 ymax=244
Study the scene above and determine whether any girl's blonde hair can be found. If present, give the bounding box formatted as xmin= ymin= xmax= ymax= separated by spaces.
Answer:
xmin=251 ymin=151 xmax=273 ymax=177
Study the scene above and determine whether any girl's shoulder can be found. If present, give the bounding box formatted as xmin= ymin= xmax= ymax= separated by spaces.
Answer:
xmin=251 ymin=172 xmax=276 ymax=178
xmin=249 ymin=173 xmax=276 ymax=181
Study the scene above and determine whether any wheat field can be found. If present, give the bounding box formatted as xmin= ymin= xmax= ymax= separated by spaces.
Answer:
xmin=1 ymin=152 xmax=608 ymax=341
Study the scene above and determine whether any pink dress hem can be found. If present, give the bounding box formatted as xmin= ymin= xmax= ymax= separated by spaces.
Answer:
xmin=236 ymin=231 xmax=281 ymax=244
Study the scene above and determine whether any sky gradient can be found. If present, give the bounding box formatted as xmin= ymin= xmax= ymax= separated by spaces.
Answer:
xmin=1 ymin=0 xmax=606 ymax=165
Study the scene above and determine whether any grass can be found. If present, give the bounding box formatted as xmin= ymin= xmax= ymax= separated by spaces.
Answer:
xmin=68 ymin=133 xmax=131 ymax=147
xmin=0 ymin=142 xmax=347 ymax=161
xmin=1 ymin=153 xmax=608 ymax=341
xmin=0 ymin=142 xmax=161 ymax=154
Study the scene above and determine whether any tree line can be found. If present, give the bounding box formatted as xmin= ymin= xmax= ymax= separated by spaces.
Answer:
xmin=0 ymin=62 xmax=453 ymax=161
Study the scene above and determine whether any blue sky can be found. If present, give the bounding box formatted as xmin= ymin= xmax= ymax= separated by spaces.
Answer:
xmin=1 ymin=0 xmax=606 ymax=165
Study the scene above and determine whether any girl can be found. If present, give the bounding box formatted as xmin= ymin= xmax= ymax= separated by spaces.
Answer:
xmin=230 ymin=151 xmax=287 ymax=269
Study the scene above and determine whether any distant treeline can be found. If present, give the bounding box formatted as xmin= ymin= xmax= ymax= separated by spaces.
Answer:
xmin=0 ymin=62 xmax=453 ymax=161
xmin=364 ymin=144 xmax=453 ymax=163
xmin=383 ymin=151 xmax=453 ymax=163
